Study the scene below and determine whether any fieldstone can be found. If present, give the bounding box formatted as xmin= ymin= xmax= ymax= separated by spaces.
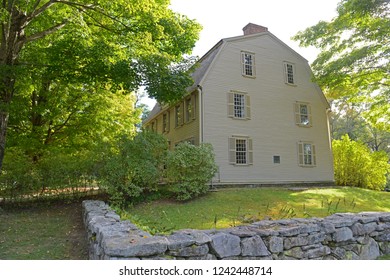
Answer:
xmin=167 ymin=234 xmax=195 ymax=250
xmin=268 ymin=236 xmax=284 ymax=253
xmin=319 ymin=222 xmax=336 ymax=234
xmin=169 ymin=244 xmax=209 ymax=257
xmin=228 ymin=226 xmax=257 ymax=237
xmin=299 ymin=224 xmax=321 ymax=234
xmin=241 ymin=236 xmax=270 ymax=257
xmin=284 ymin=236 xmax=308 ymax=250
xmin=305 ymin=246 xmax=331 ymax=259
xmin=102 ymin=235 xmax=168 ymax=257
xmin=333 ymin=227 xmax=354 ymax=242
xmin=378 ymin=242 xmax=390 ymax=254
xmin=285 ymin=247 xmax=304 ymax=259
xmin=379 ymin=214 xmax=390 ymax=223
xmin=351 ymin=222 xmax=377 ymax=236
xmin=359 ymin=238 xmax=380 ymax=260
xmin=278 ymin=226 xmax=301 ymax=237
xmin=373 ymin=232 xmax=390 ymax=242
xmin=307 ymin=232 xmax=326 ymax=245
xmin=209 ymin=233 xmax=241 ymax=259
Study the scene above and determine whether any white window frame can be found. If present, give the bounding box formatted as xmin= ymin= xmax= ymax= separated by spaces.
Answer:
xmin=298 ymin=142 xmax=316 ymax=167
xmin=241 ymin=51 xmax=255 ymax=77
xmin=162 ymin=111 xmax=170 ymax=133
xmin=284 ymin=62 xmax=296 ymax=85
xmin=175 ymin=103 xmax=183 ymax=128
xmin=295 ymin=102 xmax=312 ymax=127
xmin=185 ymin=94 xmax=196 ymax=123
xmin=229 ymin=136 xmax=253 ymax=165
xmin=228 ymin=91 xmax=251 ymax=120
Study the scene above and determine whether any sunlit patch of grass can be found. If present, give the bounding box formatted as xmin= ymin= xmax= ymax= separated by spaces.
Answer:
xmin=123 ymin=187 xmax=390 ymax=234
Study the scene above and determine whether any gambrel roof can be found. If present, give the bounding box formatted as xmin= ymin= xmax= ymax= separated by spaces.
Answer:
xmin=145 ymin=24 xmax=328 ymax=124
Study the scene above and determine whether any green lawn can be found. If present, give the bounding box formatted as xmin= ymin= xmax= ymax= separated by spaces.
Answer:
xmin=122 ymin=187 xmax=390 ymax=234
xmin=0 ymin=202 xmax=88 ymax=260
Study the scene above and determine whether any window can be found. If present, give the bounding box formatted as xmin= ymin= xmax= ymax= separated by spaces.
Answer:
xmin=185 ymin=95 xmax=196 ymax=123
xmin=295 ymin=102 xmax=312 ymax=127
xmin=162 ymin=112 xmax=170 ymax=133
xmin=228 ymin=91 xmax=251 ymax=120
xmin=273 ymin=155 xmax=281 ymax=164
xmin=284 ymin=62 xmax=295 ymax=85
xmin=241 ymin=52 xmax=255 ymax=77
xmin=298 ymin=142 xmax=316 ymax=167
xmin=229 ymin=136 xmax=253 ymax=165
xmin=175 ymin=103 xmax=183 ymax=127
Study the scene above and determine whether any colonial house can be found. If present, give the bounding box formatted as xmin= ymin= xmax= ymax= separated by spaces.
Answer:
xmin=144 ymin=23 xmax=334 ymax=185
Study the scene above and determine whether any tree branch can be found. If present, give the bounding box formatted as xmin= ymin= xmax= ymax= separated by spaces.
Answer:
xmin=26 ymin=0 xmax=57 ymax=26
xmin=24 ymin=20 xmax=68 ymax=44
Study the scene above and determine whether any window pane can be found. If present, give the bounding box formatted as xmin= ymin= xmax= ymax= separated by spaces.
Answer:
xmin=286 ymin=64 xmax=294 ymax=84
xmin=234 ymin=93 xmax=245 ymax=118
xmin=303 ymin=143 xmax=312 ymax=165
xmin=236 ymin=139 xmax=247 ymax=164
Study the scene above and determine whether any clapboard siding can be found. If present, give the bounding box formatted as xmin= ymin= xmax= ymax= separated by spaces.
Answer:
xmin=201 ymin=33 xmax=334 ymax=184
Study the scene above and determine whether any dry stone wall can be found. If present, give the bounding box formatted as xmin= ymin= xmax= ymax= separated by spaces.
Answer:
xmin=82 ymin=200 xmax=390 ymax=260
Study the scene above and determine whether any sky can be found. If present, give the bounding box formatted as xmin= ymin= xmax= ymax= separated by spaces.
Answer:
xmin=142 ymin=0 xmax=341 ymax=107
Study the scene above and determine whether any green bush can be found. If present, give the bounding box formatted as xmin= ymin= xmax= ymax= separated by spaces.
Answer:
xmin=333 ymin=135 xmax=389 ymax=190
xmin=166 ymin=142 xmax=217 ymax=201
xmin=0 ymin=147 xmax=40 ymax=198
xmin=99 ymin=131 xmax=168 ymax=206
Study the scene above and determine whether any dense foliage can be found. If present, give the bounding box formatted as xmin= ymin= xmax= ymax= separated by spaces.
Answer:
xmin=293 ymin=0 xmax=389 ymax=131
xmin=166 ymin=142 xmax=218 ymax=201
xmin=332 ymin=135 xmax=389 ymax=190
xmin=0 ymin=0 xmax=201 ymax=171
xmin=99 ymin=131 xmax=168 ymax=207
xmin=98 ymin=134 xmax=218 ymax=206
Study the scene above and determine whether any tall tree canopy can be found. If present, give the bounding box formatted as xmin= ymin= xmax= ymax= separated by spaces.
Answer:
xmin=0 ymin=0 xmax=202 ymax=170
xmin=293 ymin=0 xmax=389 ymax=131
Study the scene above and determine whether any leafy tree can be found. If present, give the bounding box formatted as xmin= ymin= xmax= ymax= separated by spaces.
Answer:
xmin=293 ymin=0 xmax=389 ymax=130
xmin=0 ymin=0 xmax=201 ymax=170
xmin=166 ymin=142 xmax=218 ymax=201
xmin=332 ymin=135 xmax=389 ymax=190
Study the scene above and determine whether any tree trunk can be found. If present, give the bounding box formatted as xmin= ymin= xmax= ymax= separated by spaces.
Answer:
xmin=0 ymin=111 xmax=9 ymax=171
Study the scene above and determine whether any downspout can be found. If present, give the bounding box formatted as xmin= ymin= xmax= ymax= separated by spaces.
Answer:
xmin=197 ymin=85 xmax=204 ymax=144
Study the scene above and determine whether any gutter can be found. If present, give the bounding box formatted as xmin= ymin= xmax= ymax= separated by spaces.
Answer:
xmin=197 ymin=85 xmax=204 ymax=144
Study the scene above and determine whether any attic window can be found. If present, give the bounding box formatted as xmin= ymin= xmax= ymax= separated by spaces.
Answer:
xmin=284 ymin=62 xmax=295 ymax=85
xmin=241 ymin=52 xmax=255 ymax=77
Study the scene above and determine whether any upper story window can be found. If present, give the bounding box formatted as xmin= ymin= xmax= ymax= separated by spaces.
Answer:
xmin=229 ymin=136 xmax=253 ymax=165
xmin=162 ymin=112 xmax=170 ymax=133
xmin=298 ymin=142 xmax=316 ymax=167
xmin=295 ymin=102 xmax=312 ymax=127
xmin=175 ymin=103 xmax=183 ymax=128
xmin=284 ymin=62 xmax=295 ymax=85
xmin=241 ymin=51 xmax=255 ymax=77
xmin=185 ymin=95 xmax=196 ymax=123
xmin=228 ymin=91 xmax=251 ymax=120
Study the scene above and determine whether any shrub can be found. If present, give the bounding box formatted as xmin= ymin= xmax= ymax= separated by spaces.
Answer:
xmin=332 ymin=135 xmax=389 ymax=190
xmin=166 ymin=142 xmax=217 ymax=200
xmin=99 ymin=131 xmax=168 ymax=206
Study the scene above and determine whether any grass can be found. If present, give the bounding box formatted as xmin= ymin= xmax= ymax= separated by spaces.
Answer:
xmin=122 ymin=187 xmax=390 ymax=234
xmin=0 ymin=201 xmax=88 ymax=260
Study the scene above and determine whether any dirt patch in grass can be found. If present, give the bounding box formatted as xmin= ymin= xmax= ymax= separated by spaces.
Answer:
xmin=0 ymin=201 xmax=89 ymax=260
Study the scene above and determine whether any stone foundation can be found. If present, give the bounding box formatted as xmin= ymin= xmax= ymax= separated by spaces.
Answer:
xmin=82 ymin=200 xmax=390 ymax=260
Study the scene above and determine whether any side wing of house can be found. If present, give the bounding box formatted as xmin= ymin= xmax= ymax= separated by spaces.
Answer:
xmin=201 ymin=33 xmax=334 ymax=184
xmin=145 ymin=91 xmax=200 ymax=149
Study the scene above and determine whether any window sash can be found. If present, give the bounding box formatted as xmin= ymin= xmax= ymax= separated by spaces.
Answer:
xmin=241 ymin=52 xmax=255 ymax=77
xmin=229 ymin=137 xmax=253 ymax=165
xmin=228 ymin=92 xmax=251 ymax=120
xmin=284 ymin=62 xmax=295 ymax=85
xmin=295 ymin=102 xmax=312 ymax=127
xmin=298 ymin=142 xmax=316 ymax=167
xmin=163 ymin=112 xmax=170 ymax=133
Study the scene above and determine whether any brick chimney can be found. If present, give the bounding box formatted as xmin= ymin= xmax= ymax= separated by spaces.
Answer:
xmin=243 ymin=23 xmax=268 ymax=35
